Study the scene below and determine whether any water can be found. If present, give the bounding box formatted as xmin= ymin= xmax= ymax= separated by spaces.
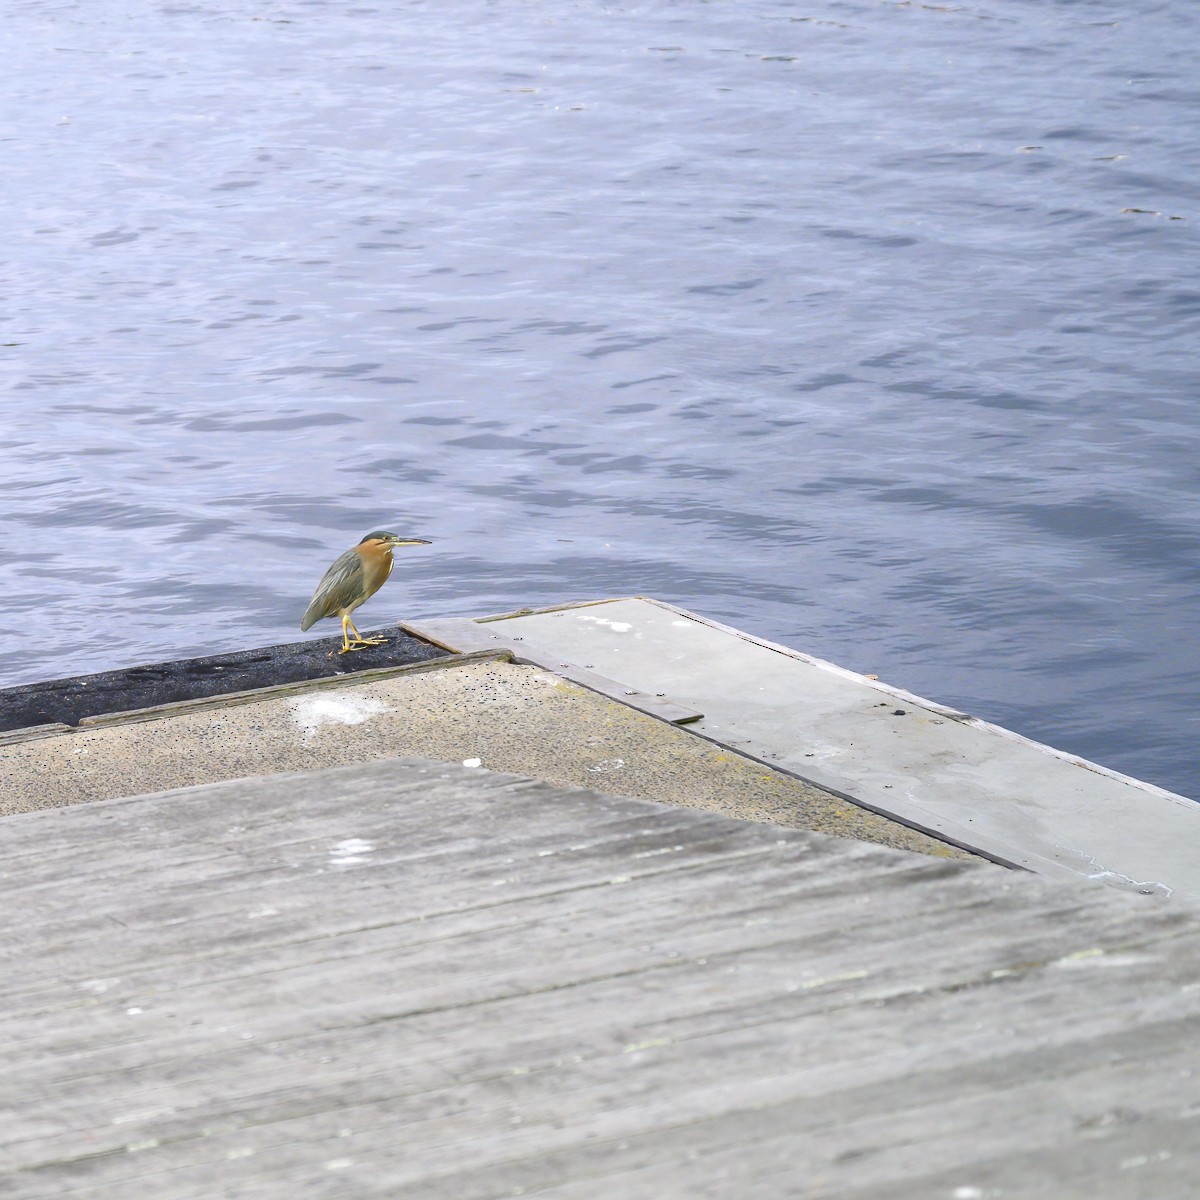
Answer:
xmin=2 ymin=0 xmax=1198 ymax=799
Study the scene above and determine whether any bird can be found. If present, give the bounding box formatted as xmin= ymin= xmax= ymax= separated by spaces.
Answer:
xmin=300 ymin=531 xmax=431 ymax=654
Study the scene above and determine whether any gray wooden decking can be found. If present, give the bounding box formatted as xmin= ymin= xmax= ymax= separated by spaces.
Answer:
xmin=2 ymin=758 xmax=1198 ymax=1198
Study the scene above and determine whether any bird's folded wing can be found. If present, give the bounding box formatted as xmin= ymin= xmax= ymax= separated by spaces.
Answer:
xmin=300 ymin=549 xmax=365 ymax=629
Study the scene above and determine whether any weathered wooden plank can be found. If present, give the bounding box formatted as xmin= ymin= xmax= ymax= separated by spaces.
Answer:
xmin=0 ymin=758 xmax=1197 ymax=1200
xmin=0 ymin=723 xmax=73 ymax=747
xmin=72 ymin=649 xmax=510 ymax=729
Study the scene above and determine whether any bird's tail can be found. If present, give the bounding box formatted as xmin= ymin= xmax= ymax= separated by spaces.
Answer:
xmin=300 ymin=600 xmax=324 ymax=632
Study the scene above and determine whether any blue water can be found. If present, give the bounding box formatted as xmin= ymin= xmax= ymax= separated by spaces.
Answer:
xmin=2 ymin=0 xmax=1198 ymax=799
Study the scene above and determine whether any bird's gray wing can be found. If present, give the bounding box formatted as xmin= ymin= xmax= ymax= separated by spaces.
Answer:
xmin=300 ymin=548 xmax=365 ymax=630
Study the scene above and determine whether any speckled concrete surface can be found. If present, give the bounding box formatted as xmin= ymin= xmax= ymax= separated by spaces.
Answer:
xmin=0 ymin=658 xmax=976 ymax=861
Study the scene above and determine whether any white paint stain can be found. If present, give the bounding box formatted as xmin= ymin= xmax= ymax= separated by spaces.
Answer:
xmin=575 ymin=613 xmax=633 ymax=633
xmin=623 ymin=1037 xmax=673 ymax=1053
xmin=785 ymin=970 xmax=870 ymax=992
xmin=289 ymin=693 xmax=390 ymax=742
xmin=330 ymin=838 xmax=374 ymax=866
xmin=79 ymin=978 xmax=121 ymax=994
xmin=1120 ymin=1151 xmax=1172 ymax=1170
xmin=587 ymin=758 xmax=625 ymax=773
xmin=112 ymin=1108 xmax=176 ymax=1126
xmin=1059 ymin=847 xmax=1172 ymax=898
xmin=462 ymin=757 xmax=483 ymax=768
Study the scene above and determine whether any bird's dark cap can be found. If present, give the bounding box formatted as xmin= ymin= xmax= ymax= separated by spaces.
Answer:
xmin=358 ymin=531 xmax=432 ymax=545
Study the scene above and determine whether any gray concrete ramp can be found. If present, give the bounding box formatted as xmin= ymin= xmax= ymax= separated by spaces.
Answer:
xmin=408 ymin=598 xmax=1200 ymax=900
xmin=1 ymin=757 xmax=1198 ymax=1198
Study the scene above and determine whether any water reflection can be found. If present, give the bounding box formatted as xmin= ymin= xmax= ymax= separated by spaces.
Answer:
xmin=1 ymin=0 xmax=1197 ymax=800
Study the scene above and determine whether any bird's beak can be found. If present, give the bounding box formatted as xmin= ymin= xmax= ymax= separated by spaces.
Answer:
xmin=389 ymin=537 xmax=431 ymax=547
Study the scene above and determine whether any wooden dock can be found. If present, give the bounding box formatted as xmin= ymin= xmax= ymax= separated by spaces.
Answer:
xmin=2 ymin=757 xmax=1197 ymax=1198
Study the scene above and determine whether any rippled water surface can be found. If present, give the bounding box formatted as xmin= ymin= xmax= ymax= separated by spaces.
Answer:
xmin=3 ymin=0 xmax=1198 ymax=797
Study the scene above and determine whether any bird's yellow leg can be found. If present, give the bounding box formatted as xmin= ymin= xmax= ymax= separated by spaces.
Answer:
xmin=343 ymin=615 xmax=387 ymax=650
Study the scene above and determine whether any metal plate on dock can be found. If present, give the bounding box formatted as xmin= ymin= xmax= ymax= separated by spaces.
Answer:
xmin=408 ymin=598 xmax=1200 ymax=902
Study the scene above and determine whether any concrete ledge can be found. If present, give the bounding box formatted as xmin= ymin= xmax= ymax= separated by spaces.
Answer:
xmin=0 ymin=625 xmax=448 ymax=733
xmin=0 ymin=654 xmax=971 ymax=861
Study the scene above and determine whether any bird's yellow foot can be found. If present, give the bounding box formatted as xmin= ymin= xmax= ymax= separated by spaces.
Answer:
xmin=351 ymin=636 xmax=388 ymax=647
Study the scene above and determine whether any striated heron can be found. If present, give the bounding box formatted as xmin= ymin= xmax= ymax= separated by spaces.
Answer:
xmin=300 ymin=531 xmax=431 ymax=654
